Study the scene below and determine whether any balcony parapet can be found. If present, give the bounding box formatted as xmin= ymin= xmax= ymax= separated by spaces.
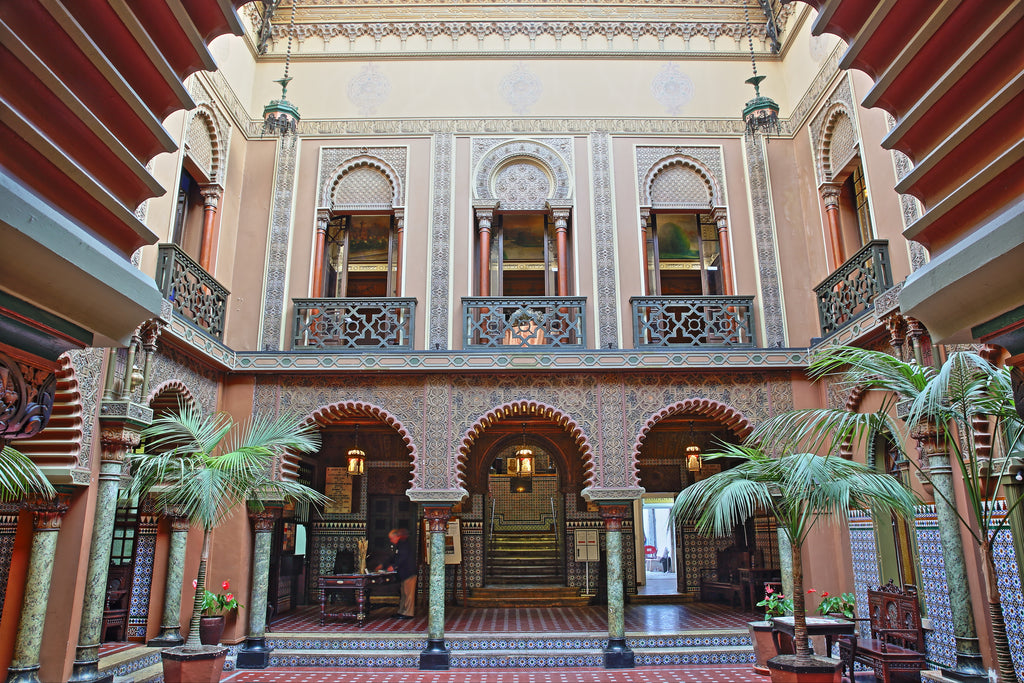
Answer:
xmin=813 ymin=240 xmax=893 ymax=337
xmin=155 ymin=244 xmax=228 ymax=341
xmin=292 ymin=298 xmax=416 ymax=351
xmin=630 ymin=296 xmax=756 ymax=347
xmin=462 ymin=297 xmax=587 ymax=349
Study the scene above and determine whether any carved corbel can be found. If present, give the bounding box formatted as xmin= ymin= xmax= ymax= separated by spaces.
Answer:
xmin=0 ymin=352 xmax=56 ymax=443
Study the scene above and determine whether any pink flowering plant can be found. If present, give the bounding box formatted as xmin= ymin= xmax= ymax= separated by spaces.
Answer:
xmin=816 ymin=591 xmax=856 ymax=619
xmin=198 ymin=579 xmax=242 ymax=616
xmin=756 ymin=585 xmax=793 ymax=622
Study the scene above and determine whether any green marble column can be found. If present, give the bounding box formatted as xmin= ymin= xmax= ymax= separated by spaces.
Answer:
xmin=420 ymin=506 xmax=450 ymax=671
xmin=147 ymin=511 xmax=189 ymax=647
xmin=237 ymin=509 xmax=277 ymax=669
xmin=915 ymin=425 xmax=987 ymax=682
xmin=70 ymin=414 xmax=145 ymax=683
xmin=599 ymin=504 xmax=634 ymax=669
xmin=4 ymin=497 xmax=68 ymax=683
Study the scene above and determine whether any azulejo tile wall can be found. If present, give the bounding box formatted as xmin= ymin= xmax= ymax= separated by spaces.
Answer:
xmin=847 ymin=509 xmax=880 ymax=639
xmin=989 ymin=500 xmax=1024 ymax=680
xmin=915 ymin=504 xmax=956 ymax=669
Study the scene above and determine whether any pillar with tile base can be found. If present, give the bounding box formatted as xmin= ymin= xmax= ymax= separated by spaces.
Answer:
xmin=147 ymin=509 xmax=189 ymax=647
xmin=237 ymin=507 xmax=279 ymax=669
xmin=599 ymin=503 xmax=634 ymax=669
xmin=420 ymin=506 xmax=451 ymax=670
xmin=69 ymin=405 xmax=150 ymax=683
xmin=4 ymin=496 xmax=69 ymax=683
xmin=913 ymin=425 xmax=987 ymax=683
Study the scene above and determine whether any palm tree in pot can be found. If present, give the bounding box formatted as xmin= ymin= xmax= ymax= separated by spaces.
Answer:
xmin=671 ymin=443 xmax=917 ymax=680
xmin=754 ymin=346 xmax=1024 ymax=682
xmin=123 ymin=404 xmax=328 ymax=681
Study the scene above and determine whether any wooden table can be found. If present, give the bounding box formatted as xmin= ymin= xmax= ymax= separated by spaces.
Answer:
xmin=771 ymin=616 xmax=856 ymax=656
xmin=319 ymin=572 xmax=398 ymax=625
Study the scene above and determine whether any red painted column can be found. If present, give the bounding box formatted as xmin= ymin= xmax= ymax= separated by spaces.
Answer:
xmin=475 ymin=207 xmax=495 ymax=295
xmin=551 ymin=208 xmax=571 ymax=296
xmin=393 ymin=210 xmax=405 ymax=297
xmin=311 ymin=209 xmax=330 ymax=297
xmin=820 ymin=184 xmax=845 ymax=271
xmin=198 ymin=185 xmax=222 ymax=272
xmin=639 ymin=209 xmax=653 ymax=295
xmin=711 ymin=207 xmax=732 ymax=296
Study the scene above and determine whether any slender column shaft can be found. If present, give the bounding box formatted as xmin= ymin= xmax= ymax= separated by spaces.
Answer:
xmin=599 ymin=504 xmax=633 ymax=669
xmin=551 ymin=209 xmax=570 ymax=296
xmin=148 ymin=513 xmax=189 ymax=647
xmin=476 ymin=210 xmax=493 ymax=296
xmin=711 ymin=208 xmax=733 ymax=295
xmin=393 ymin=211 xmax=405 ymax=296
xmin=820 ymin=184 xmax=844 ymax=271
xmin=5 ymin=498 xmax=68 ymax=683
xmin=915 ymin=425 xmax=986 ymax=680
xmin=237 ymin=509 xmax=277 ymax=669
xmin=639 ymin=210 xmax=653 ymax=295
xmin=311 ymin=209 xmax=330 ymax=297
xmin=420 ymin=506 xmax=451 ymax=670
xmin=198 ymin=186 xmax=222 ymax=272
xmin=70 ymin=422 xmax=142 ymax=683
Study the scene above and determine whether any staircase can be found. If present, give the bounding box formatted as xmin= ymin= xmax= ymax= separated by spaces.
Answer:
xmin=487 ymin=530 xmax=562 ymax=585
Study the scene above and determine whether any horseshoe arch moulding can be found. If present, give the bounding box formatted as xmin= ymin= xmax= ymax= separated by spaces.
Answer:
xmin=472 ymin=138 xmax=574 ymax=205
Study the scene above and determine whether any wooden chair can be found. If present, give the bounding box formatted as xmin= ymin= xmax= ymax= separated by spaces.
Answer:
xmin=840 ymin=636 xmax=878 ymax=683
xmin=101 ymin=567 xmax=131 ymax=642
xmin=837 ymin=581 xmax=926 ymax=683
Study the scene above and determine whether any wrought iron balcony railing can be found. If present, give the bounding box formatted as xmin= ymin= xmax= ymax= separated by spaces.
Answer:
xmin=463 ymin=297 xmax=587 ymax=349
xmin=292 ymin=298 xmax=416 ymax=350
xmin=630 ymin=296 xmax=756 ymax=347
xmin=155 ymin=244 xmax=229 ymax=340
xmin=814 ymin=240 xmax=893 ymax=337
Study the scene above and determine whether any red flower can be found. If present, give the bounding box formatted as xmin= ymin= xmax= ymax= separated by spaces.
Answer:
xmin=807 ymin=588 xmax=816 ymax=593
xmin=225 ymin=594 xmax=234 ymax=601
xmin=765 ymin=586 xmax=774 ymax=594
xmin=222 ymin=580 xmax=230 ymax=591
xmin=192 ymin=579 xmax=198 ymax=589
xmin=822 ymin=591 xmax=830 ymax=597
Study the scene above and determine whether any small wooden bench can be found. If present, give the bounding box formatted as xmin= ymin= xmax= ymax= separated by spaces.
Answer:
xmin=838 ymin=581 xmax=926 ymax=683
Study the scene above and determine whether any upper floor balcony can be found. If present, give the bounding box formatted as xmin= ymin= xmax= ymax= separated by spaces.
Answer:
xmin=814 ymin=240 xmax=893 ymax=337
xmin=292 ymin=298 xmax=416 ymax=351
xmin=630 ymin=296 xmax=756 ymax=347
xmin=462 ymin=297 xmax=587 ymax=349
xmin=156 ymin=243 xmax=228 ymax=341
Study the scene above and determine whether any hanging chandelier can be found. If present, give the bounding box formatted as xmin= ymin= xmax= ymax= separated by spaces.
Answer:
xmin=261 ymin=0 xmax=300 ymax=135
xmin=513 ymin=422 xmax=534 ymax=476
xmin=685 ymin=421 xmax=702 ymax=472
xmin=742 ymin=1 xmax=780 ymax=138
xmin=347 ymin=424 xmax=365 ymax=475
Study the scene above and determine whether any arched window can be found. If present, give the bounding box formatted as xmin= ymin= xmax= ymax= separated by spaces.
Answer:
xmin=322 ymin=214 xmax=399 ymax=297
xmin=645 ymin=213 xmax=722 ymax=296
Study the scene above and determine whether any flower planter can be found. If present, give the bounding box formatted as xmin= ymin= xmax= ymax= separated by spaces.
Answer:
xmin=766 ymin=654 xmax=842 ymax=683
xmin=199 ymin=615 xmax=225 ymax=645
xmin=161 ymin=645 xmax=228 ymax=683
xmin=748 ymin=620 xmax=776 ymax=675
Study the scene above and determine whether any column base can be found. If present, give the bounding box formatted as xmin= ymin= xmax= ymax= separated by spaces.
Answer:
xmin=419 ymin=639 xmax=450 ymax=670
xmin=5 ymin=664 xmax=44 ymax=683
xmin=147 ymin=631 xmax=184 ymax=648
xmin=603 ymin=638 xmax=635 ymax=669
xmin=66 ymin=660 xmax=113 ymax=683
xmin=938 ymin=668 xmax=988 ymax=683
xmin=236 ymin=638 xmax=273 ymax=669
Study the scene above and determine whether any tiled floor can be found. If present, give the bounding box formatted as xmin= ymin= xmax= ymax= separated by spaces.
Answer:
xmin=268 ymin=602 xmax=756 ymax=635
xmin=221 ymin=665 xmax=766 ymax=682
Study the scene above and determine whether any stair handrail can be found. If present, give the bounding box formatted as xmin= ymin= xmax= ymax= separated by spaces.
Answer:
xmin=549 ymin=496 xmax=556 ymax=531
xmin=490 ymin=497 xmax=496 ymax=538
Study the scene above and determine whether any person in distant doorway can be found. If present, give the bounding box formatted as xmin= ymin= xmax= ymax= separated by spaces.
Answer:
xmin=660 ymin=546 xmax=672 ymax=572
xmin=385 ymin=528 xmax=416 ymax=619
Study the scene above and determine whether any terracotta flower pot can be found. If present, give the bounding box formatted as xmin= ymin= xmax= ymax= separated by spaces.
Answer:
xmin=748 ymin=620 xmax=777 ymax=675
xmin=766 ymin=654 xmax=842 ymax=683
xmin=161 ymin=645 xmax=227 ymax=683
xmin=199 ymin=615 xmax=225 ymax=645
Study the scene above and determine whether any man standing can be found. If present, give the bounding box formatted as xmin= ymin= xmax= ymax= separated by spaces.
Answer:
xmin=386 ymin=528 xmax=416 ymax=619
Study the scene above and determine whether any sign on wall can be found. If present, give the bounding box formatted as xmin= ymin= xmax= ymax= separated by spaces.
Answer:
xmin=574 ymin=529 xmax=599 ymax=562
xmin=324 ymin=467 xmax=354 ymax=514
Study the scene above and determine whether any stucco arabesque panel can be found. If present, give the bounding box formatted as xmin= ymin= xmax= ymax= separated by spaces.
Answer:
xmin=317 ymin=146 xmax=409 ymax=207
xmin=427 ymin=133 xmax=454 ymax=350
xmin=149 ymin=345 xmax=221 ymax=416
xmin=590 ymin=132 xmax=619 ymax=350
xmin=809 ymin=75 xmax=855 ymax=187
xmin=258 ymin=133 xmax=300 ymax=352
xmin=66 ymin=348 xmax=104 ymax=473
xmin=635 ymin=145 xmax=724 ymax=205
xmin=472 ymin=138 xmax=574 ymax=202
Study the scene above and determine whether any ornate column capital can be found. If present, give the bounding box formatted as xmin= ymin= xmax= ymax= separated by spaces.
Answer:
xmin=248 ymin=507 xmax=279 ymax=532
xmin=316 ymin=207 xmax=331 ymax=232
xmin=474 ymin=206 xmax=495 ymax=233
xmin=885 ymin=314 xmax=908 ymax=360
xmin=27 ymin=494 xmax=69 ymax=531
xmin=423 ymin=505 xmax=452 ymax=533
xmin=597 ymin=503 xmax=630 ymax=531
xmin=394 ymin=208 xmax=405 ymax=231
xmin=200 ymin=184 xmax=223 ymax=209
xmin=550 ymin=208 xmax=571 ymax=232
xmin=639 ymin=208 xmax=650 ymax=230
xmin=819 ymin=183 xmax=841 ymax=209
xmin=710 ymin=206 xmax=728 ymax=230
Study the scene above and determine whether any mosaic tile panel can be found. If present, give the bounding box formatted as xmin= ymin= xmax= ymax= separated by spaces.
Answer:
xmin=67 ymin=347 xmax=103 ymax=471
xmin=0 ymin=505 xmax=19 ymax=620
xmin=743 ymin=134 xmax=786 ymax=348
xmin=989 ymin=501 xmax=1024 ymax=680
xmin=847 ymin=509 xmax=880 ymax=639
xmin=259 ymin=132 xmax=300 ymax=351
xmin=126 ymin=513 xmax=158 ymax=640
xmin=915 ymin=504 xmax=956 ymax=669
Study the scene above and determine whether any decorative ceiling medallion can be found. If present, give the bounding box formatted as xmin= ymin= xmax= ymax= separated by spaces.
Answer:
xmin=651 ymin=63 xmax=694 ymax=115
xmin=347 ymin=64 xmax=391 ymax=115
xmin=499 ymin=63 xmax=542 ymax=115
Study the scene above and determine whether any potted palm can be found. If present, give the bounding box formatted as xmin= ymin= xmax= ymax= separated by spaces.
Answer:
xmin=123 ymin=404 xmax=328 ymax=683
xmin=671 ymin=444 xmax=917 ymax=683
xmin=754 ymin=346 xmax=1024 ymax=682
